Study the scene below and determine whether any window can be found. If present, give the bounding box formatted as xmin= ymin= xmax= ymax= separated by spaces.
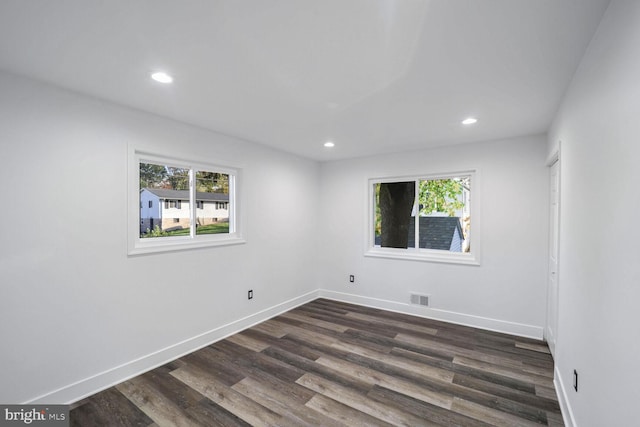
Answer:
xmin=128 ymin=148 xmax=244 ymax=255
xmin=164 ymin=200 xmax=182 ymax=209
xmin=367 ymin=171 xmax=479 ymax=265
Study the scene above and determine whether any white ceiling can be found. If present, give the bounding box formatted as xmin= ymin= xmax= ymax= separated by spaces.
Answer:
xmin=0 ymin=0 xmax=609 ymax=161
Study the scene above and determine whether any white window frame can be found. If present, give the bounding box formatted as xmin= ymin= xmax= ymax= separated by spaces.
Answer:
xmin=365 ymin=170 xmax=480 ymax=265
xmin=128 ymin=148 xmax=245 ymax=255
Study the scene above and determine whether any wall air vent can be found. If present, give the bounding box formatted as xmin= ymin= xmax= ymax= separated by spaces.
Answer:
xmin=410 ymin=293 xmax=429 ymax=307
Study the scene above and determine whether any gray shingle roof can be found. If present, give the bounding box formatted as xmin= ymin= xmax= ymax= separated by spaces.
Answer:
xmin=409 ymin=216 xmax=463 ymax=250
xmin=142 ymin=188 xmax=229 ymax=202
xmin=374 ymin=216 xmax=464 ymax=250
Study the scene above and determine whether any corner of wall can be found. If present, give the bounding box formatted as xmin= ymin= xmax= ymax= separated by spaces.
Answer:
xmin=554 ymin=365 xmax=576 ymax=427
xmin=27 ymin=290 xmax=320 ymax=404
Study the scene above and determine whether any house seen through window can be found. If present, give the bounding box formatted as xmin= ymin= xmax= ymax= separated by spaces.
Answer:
xmin=139 ymin=163 xmax=231 ymax=238
xmin=129 ymin=149 xmax=243 ymax=255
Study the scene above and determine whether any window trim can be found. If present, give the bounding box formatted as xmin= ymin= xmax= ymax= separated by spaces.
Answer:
xmin=128 ymin=148 xmax=245 ymax=255
xmin=365 ymin=170 xmax=480 ymax=266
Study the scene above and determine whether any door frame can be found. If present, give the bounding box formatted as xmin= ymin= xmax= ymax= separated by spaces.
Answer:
xmin=545 ymin=145 xmax=561 ymax=358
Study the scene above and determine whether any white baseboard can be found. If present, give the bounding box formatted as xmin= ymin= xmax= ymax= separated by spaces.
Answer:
xmin=318 ymin=289 xmax=544 ymax=340
xmin=28 ymin=288 xmax=543 ymax=404
xmin=555 ymin=365 xmax=576 ymax=427
xmin=28 ymin=290 xmax=320 ymax=405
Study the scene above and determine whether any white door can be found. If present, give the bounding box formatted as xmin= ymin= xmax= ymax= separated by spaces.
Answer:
xmin=546 ymin=160 xmax=560 ymax=357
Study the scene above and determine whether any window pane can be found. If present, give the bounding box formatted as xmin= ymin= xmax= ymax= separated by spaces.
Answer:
xmin=417 ymin=176 xmax=470 ymax=252
xmin=373 ymin=183 xmax=381 ymax=246
xmin=372 ymin=176 xmax=471 ymax=252
xmin=374 ymin=181 xmax=416 ymax=249
xmin=367 ymin=172 xmax=477 ymax=264
xmin=195 ymin=170 xmax=230 ymax=235
xmin=139 ymin=162 xmax=191 ymax=238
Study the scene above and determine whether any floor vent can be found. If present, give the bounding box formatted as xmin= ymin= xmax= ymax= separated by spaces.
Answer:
xmin=410 ymin=293 xmax=429 ymax=307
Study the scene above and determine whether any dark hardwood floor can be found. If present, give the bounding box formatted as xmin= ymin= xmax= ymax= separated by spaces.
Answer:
xmin=70 ymin=299 xmax=563 ymax=426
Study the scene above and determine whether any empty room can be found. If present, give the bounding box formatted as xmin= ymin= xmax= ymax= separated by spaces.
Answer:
xmin=0 ymin=1 xmax=638 ymax=426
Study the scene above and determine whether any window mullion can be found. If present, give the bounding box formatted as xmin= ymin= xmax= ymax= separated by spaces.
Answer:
xmin=228 ymin=174 xmax=235 ymax=233
xmin=414 ymin=180 xmax=420 ymax=249
xmin=189 ymin=168 xmax=196 ymax=238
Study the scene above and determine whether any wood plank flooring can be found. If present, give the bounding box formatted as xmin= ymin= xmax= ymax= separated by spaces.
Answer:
xmin=70 ymin=299 xmax=563 ymax=426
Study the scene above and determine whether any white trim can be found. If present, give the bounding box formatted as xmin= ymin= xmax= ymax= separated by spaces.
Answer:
xmin=318 ymin=289 xmax=544 ymax=340
xmin=128 ymin=234 xmax=247 ymax=255
xmin=28 ymin=290 xmax=320 ymax=404
xmin=365 ymin=246 xmax=480 ymax=265
xmin=555 ymin=365 xmax=576 ymax=427
xmin=365 ymin=170 xmax=481 ymax=266
xmin=27 ymin=290 xmax=544 ymax=404
xmin=128 ymin=147 xmax=246 ymax=255
xmin=546 ymin=141 xmax=561 ymax=167
xmin=545 ymin=142 xmax=561 ymax=357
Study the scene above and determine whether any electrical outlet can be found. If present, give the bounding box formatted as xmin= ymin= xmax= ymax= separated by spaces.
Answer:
xmin=573 ymin=369 xmax=578 ymax=392
xmin=248 ymin=289 xmax=253 ymax=300
xmin=349 ymin=275 xmax=355 ymax=283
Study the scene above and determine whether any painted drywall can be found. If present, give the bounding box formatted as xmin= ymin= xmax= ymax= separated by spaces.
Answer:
xmin=318 ymin=135 xmax=549 ymax=337
xmin=0 ymin=71 xmax=320 ymax=404
xmin=548 ymin=1 xmax=640 ymax=425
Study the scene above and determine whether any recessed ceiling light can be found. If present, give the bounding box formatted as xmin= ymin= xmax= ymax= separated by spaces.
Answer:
xmin=151 ymin=72 xmax=173 ymax=84
xmin=462 ymin=117 xmax=478 ymax=125
xmin=324 ymin=141 xmax=335 ymax=148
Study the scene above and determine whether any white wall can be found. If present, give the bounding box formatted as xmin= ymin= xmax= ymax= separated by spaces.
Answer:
xmin=0 ymin=71 xmax=320 ymax=404
xmin=318 ymin=135 xmax=549 ymax=337
xmin=548 ymin=1 xmax=640 ymax=425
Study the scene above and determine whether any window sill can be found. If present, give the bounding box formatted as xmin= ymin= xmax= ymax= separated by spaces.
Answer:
xmin=365 ymin=246 xmax=480 ymax=266
xmin=128 ymin=234 xmax=246 ymax=256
